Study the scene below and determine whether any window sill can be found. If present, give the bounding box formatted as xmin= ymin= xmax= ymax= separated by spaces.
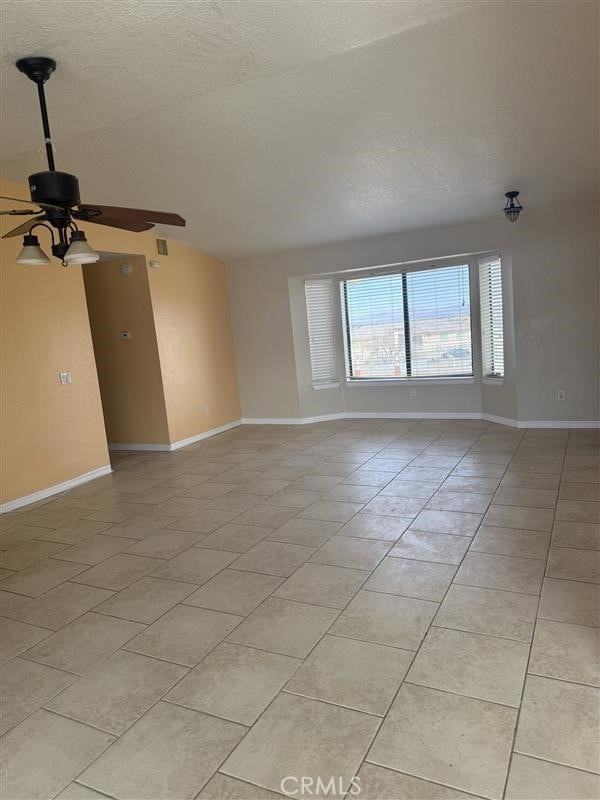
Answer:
xmin=346 ymin=377 xmax=475 ymax=388
xmin=482 ymin=377 xmax=504 ymax=386
xmin=312 ymin=382 xmax=341 ymax=391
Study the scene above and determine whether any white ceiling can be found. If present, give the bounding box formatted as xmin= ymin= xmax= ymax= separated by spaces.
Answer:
xmin=1 ymin=0 xmax=597 ymax=259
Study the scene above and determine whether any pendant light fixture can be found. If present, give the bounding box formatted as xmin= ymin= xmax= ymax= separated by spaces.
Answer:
xmin=63 ymin=231 xmax=99 ymax=264
xmin=15 ymin=233 xmax=51 ymax=265
xmin=504 ymin=191 xmax=523 ymax=222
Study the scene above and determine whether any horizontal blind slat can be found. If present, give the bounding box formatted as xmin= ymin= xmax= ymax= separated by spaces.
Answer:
xmin=478 ymin=256 xmax=504 ymax=378
xmin=305 ymin=279 xmax=339 ymax=386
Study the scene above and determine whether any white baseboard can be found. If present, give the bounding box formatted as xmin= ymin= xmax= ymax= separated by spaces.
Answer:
xmin=5 ymin=411 xmax=596 ymax=515
xmin=242 ymin=412 xmax=487 ymax=426
xmin=483 ymin=414 xmax=599 ymax=429
xmin=514 ymin=419 xmax=600 ymax=429
xmin=108 ymin=419 xmax=243 ymax=452
xmin=340 ymin=411 xmax=481 ymax=420
xmin=241 ymin=414 xmax=346 ymax=425
xmin=108 ymin=442 xmax=173 ymax=452
xmin=169 ymin=419 xmax=243 ymax=449
xmin=481 ymin=413 xmax=518 ymax=427
xmin=0 ymin=465 xmax=113 ymax=514
xmin=243 ymin=412 xmax=487 ymax=425
xmin=242 ymin=412 xmax=599 ymax=429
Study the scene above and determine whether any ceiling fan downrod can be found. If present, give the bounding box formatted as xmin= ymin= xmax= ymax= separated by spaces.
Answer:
xmin=16 ymin=57 xmax=57 ymax=172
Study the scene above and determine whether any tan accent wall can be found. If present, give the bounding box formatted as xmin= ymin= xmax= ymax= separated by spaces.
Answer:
xmin=1 ymin=178 xmax=109 ymax=503
xmin=1 ymin=177 xmax=241 ymax=505
xmin=83 ymin=256 xmax=170 ymax=445
xmin=147 ymin=239 xmax=241 ymax=443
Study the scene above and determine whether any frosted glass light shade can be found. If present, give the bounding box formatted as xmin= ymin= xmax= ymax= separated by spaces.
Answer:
xmin=64 ymin=231 xmax=99 ymax=264
xmin=16 ymin=234 xmax=50 ymax=265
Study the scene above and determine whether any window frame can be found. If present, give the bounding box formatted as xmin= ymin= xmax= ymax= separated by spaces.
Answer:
xmin=339 ymin=259 xmax=476 ymax=384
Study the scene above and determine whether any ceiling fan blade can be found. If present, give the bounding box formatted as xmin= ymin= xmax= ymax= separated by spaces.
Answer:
xmin=78 ymin=204 xmax=185 ymax=227
xmin=0 ymin=194 xmax=33 ymax=204
xmin=74 ymin=213 xmax=155 ymax=233
xmin=1 ymin=215 xmax=46 ymax=239
xmin=0 ymin=209 xmax=41 ymax=215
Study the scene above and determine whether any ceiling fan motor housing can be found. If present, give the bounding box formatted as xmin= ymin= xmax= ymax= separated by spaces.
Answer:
xmin=28 ymin=171 xmax=80 ymax=207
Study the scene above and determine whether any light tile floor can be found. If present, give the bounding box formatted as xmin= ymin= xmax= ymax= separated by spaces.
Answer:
xmin=1 ymin=420 xmax=599 ymax=800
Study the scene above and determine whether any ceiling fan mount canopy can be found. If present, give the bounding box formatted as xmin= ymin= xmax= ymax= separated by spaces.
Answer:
xmin=16 ymin=56 xmax=57 ymax=84
xmin=3 ymin=56 xmax=186 ymax=265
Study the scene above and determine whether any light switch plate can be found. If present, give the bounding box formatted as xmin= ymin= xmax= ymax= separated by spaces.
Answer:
xmin=59 ymin=371 xmax=72 ymax=385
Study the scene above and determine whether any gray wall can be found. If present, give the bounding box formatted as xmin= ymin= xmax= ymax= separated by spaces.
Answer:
xmin=227 ymin=203 xmax=599 ymax=423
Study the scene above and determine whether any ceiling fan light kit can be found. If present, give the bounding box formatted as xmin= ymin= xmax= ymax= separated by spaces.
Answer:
xmin=4 ymin=56 xmax=186 ymax=266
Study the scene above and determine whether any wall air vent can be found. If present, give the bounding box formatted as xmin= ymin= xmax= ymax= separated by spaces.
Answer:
xmin=156 ymin=238 xmax=168 ymax=256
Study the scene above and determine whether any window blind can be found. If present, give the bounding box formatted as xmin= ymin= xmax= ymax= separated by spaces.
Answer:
xmin=342 ymin=264 xmax=472 ymax=380
xmin=305 ymin=279 xmax=338 ymax=386
xmin=342 ymin=274 xmax=407 ymax=379
xmin=479 ymin=256 xmax=504 ymax=378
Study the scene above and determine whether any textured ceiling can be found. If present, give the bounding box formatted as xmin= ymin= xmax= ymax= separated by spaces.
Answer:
xmin=1 ymin=0 xmax=598 ymax=259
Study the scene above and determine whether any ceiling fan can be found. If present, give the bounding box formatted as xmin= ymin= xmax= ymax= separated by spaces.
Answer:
xmin=1 ymin=57 xmax=186 ymax=266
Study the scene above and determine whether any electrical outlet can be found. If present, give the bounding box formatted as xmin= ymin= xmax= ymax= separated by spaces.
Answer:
xmin=409 ymin=388 xmax=417 ymax=397
xmin=202 ymin=405 xmax=210 ymax=416
xmin=59 ymin=371 xmax=72 ymax=385
xmin=556 ymin=389 xmax=566 ymax=401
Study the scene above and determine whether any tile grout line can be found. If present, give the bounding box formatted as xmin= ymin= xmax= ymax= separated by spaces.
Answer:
xmin=195 ymin=433 xmax=446 ymax=797
xmin=359 ymin=421 xmax=527 ymax=798
xmin=49 ymin=440 xmax=408 ymax=798
xmin=498 ymin=426 xmax=569 ymax=800
xmin=3 ymin=420 xmax=597 ymax=800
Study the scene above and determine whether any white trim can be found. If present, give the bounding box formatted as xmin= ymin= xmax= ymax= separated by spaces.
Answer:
xmin=346 ymin=378 xmax=475 ymax=387
xmin=242 ymin=414 xmax=346 ymax=425
xmin=0 ymin=465 xmax=112 ymax=514
xmin=169 ymin=419 xmax=243 ymax=449
xmin=108 ymin=442 xmax=172 ymax=452
xmin=515 ymin=419 xmax=600 ymax=429
xmin=313 ymin=382 xmax=341 ymax=390
xmin=242 ymin=413 xmax=599 ymax=429
xmin=108 ymin=419 xmax=243 ymax=452
xmin=5 ymin=413 xmax=595 ymax=513
xmin=336 ymin=411 xmax=480 ymax=420
xmin=481 ymin=413 xmax=518 ymax=427
xmin=482 ymin=415 xmax=600 ymax=429
xmin=482 ymin=377 xmax=504 ymax=386
xmin=242 ymin=412 xmax=479 ymax=425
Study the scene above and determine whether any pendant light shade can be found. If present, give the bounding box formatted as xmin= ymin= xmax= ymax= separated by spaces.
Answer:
xmin=16 ymin=234 xmax=51 ymax=265
xmin=63 ymin=230 xmax=100 ymax=264
xmin=504 ymin=191 xmax=523 ymax=223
